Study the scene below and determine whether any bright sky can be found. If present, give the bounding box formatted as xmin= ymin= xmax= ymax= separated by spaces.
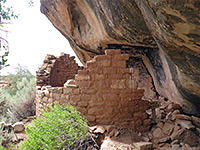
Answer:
xmin=0 ymin=0 xmax=81 ymax=75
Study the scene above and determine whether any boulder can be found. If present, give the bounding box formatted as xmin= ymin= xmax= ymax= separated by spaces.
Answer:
xmin=172 ymin=144 xmax=182 ymax=150
xmin=176 ymin=119 xmax=195 ymax=130
xmin=172 ymin=114 xmax=191 ymax=121
xmin=153 ymin=128 xmax=165 ymax=139
xmin=133 ymin=142 xmax=153 ymax=150
xmin=93 ymin=126 xmax=106 ymax=134
xmin=90 ymin=126 xmax=106 ymax=134
xmin=171 ymin=128 xmax=185 ymax=141
xmin=158 ymin=137 xmax=170 ymax=144
xmin=15 ymin=133 xmax=26 ymax=141
xmin=12 ymin=122 xmax=25 ymax=133
xmin=162 ymin=122 xmax=174 ymax=135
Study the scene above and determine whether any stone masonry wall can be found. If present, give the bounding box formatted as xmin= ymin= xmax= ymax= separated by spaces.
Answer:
xmin=36 ymin=50 xmax=151 ymax=132
xmin=36 ymin=53 xmax=81 ymax=87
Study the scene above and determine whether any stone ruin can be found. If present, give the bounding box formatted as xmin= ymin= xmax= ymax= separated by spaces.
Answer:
xmin=36 ymin=52 xmax=82 ymax=87
xmin=2 ymin=49 xmax=200 ymax=149
xmin=36 ymin=50 xmax=154 ymax=132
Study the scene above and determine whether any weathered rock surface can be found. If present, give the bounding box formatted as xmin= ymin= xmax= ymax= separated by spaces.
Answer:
xmin=40 ymin=0 xmax=200 ymax=115
xmin=134 ymin=0 xmax=200 ymax=115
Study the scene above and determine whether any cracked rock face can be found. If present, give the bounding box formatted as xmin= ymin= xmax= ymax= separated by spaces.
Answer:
xmin=40 ymin=0 xmax=200 ymax=115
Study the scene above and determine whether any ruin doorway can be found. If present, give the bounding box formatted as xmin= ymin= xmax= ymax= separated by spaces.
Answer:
xmin=127 ymin=56 xmax=157 ymax=100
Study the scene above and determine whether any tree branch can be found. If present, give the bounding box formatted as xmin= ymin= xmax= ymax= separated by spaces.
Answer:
xmin=1 ymin=22 xmax=12 ymax=24
xmin=0 ymin=37 xmax=9 ymax=45
xmin=0 ymin=28 xmax=9 ymax=33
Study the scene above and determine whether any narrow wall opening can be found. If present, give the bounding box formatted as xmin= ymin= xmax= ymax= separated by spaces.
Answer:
xmin=126 ymin=56 xmax=157 ymax=100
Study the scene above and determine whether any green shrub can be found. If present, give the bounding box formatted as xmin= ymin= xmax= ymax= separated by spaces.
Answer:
xmin=11 ymin=77 xmax=36 ymax=121
xmin=0 ymin=64 xmax=34 ymax=96
xmin=0 ymin=64 xmax=36 ymax=123
xmin=0 ymin=144 xmax=6 ymax=150
xmin=20 ymin=103 xmax=89 ymax=150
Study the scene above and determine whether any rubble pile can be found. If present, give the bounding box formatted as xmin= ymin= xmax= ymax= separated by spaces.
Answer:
xmin=0 ymin=116 xmax=35 ymax=147
xmin=89 ymin=98 xmax=200 ymax=150
xmin=148 ymin=98 xmax=200 ymax=150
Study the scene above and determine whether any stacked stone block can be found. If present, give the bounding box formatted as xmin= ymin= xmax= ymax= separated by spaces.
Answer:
xmin=36 ymin=50 xmax=151 ymax=132
xmin=36 ymin=53 xmax=81 ymax=87
xmin=36 ymin=54 xmax=56 ymax=86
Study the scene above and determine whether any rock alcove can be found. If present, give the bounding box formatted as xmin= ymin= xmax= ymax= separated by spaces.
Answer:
xmin=40 ymin=0 xmax=200 ymax=115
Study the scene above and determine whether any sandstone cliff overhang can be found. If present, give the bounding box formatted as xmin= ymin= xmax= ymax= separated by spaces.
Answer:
xmin=40 ymin=0 xmax=200 ymax=115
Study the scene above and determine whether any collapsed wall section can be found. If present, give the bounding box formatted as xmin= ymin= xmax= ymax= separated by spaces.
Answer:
xmin=36 ymin=53 xmax=81 ymax=87
xmin=36 ymin=50 xmax=151 ymax=132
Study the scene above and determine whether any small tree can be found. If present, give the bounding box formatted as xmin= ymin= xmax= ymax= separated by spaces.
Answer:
xmin=0 ymin=0 xmax=34 ymax=70
xmin=0 ymin=0 xmax=18 ymax=70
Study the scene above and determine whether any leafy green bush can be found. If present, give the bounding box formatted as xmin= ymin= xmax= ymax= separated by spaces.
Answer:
xmin=10 ymin=77 xmax=36 ymax=121
xmin=20 ymin=103 xmax=89 ymax=150
xmin=0 ymin=64 xmax=34 ymax=96
xmin=0 ymin=64 xmax=36 ymax=123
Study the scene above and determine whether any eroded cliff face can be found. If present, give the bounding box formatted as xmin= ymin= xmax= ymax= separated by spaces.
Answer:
xmin=134 ymin=0 xmax=200 ymax=114
xmin=40 ymin=0 xmax=200 ymax=115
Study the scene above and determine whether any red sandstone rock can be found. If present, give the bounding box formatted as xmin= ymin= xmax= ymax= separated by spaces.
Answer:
xmin=158 ymin=136 xmax=170 ymax=144
xmin=170 ymin=128 xmax=185 ymax=141
xmin=162 ymin=122 xmax=174 ymax=135
xmin=176 ymin=119 xmax=195 ymax=130
xmin=153 ymin=128 xmax=165 ymax=139
xmin=172 ymin=114 xmax=191 ymax=121
xmin=133 ymin=142 xmax=153 ymax=150
xmin=12 ymin=122 xmax=25 ymax=133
